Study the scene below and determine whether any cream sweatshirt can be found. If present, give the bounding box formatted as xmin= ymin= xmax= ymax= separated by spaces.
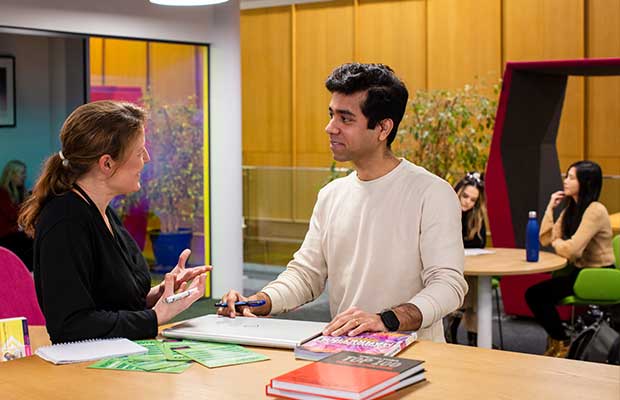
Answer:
xmin=261 ymin=159 xmax=467 ymax=342
xmin=540 ymin=201 xmax=615 ymax=268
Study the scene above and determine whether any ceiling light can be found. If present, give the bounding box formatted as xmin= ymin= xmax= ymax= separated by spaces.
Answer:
xmin=149 ymin=0 xmax=229 ymax=6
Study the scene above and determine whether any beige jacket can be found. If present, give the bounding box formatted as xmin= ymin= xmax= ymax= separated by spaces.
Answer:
xmin=261 ymin=159 xmax=468 ymax=342
xmin=540 ymin=201 xmax=615 ymax=268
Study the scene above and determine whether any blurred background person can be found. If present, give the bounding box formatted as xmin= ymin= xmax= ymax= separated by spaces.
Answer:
xmin=526 ymin=160 xmax=615 ymax=357
xmin=0 ymin=159 xmax=33 ymax=270
xmin=446 ymin=172 xmax=487 ymax=346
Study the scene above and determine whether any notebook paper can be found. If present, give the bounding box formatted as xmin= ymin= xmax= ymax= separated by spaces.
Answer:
xmin=36 ymin=338 xmax=147 ymax=365
xmin=464 ymin=248 xmax=495 ymax=257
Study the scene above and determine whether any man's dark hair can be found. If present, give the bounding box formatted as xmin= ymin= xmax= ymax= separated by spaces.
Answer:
xmin=325 ymin=63 xmax=409 ymax=148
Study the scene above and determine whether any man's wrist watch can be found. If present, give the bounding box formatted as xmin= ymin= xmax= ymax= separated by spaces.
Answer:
xmin=378 ymin=309 xmax=400 ymax=331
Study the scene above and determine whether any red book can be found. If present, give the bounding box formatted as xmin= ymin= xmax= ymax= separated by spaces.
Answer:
xmin=267 ymin=351 xmax=424 ymax=400
xmin=266 ymin=371 xmax=425 ymax=400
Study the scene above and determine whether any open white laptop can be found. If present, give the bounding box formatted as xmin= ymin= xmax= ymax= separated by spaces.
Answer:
xmin=162 ymin=314 xmax=327 ymax=349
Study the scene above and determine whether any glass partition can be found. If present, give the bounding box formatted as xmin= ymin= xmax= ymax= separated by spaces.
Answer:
xmin=89 ymin=37 xmax=210 ymax=295
xmin=242 ymin=166 xmax=348 ymax=267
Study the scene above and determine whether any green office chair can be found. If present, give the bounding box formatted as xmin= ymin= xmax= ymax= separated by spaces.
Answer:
xmin=559 ymin=268 xmax=620 ymax=307
xmin=559 ymin=235 xmax=620 ymax=334
xmin=612 ymin=234 xmax=620 ymax=268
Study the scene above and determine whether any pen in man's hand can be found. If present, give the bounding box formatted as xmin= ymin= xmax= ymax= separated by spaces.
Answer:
xmin=164 ymin=288 xmax=198 ymax=304
xmin=214 ymin=300 xmax=266 ymax=308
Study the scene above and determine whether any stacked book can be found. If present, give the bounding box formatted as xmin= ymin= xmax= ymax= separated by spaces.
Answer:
xmin=294 ymin=331 xmax=416 ymax=361
xmin=266 ymin=351 xmax=425 ymax=400
xmin=0 ymin=317 xmax=31 ymax=362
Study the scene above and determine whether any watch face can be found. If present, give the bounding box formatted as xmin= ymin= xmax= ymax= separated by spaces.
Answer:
xmin=381 ymin=310 xmax=400 ymax=331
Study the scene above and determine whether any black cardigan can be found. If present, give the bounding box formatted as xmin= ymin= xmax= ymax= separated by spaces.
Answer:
xmin=34 ymin=190 xmax=158 ymax=344
xmin=462 ymin=210 xmax=487 ymax=249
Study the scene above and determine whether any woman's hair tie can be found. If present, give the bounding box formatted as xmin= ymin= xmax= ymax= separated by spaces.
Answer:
xmin=58 ymin=151 xmax=70 ymax=167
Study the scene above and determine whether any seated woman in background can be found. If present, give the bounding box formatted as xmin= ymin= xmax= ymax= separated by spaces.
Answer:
xmin=19 ymin=100 xmax=210 ymax=344
xmin=447 ymin=172 xmax=487 ymax=346
xmin=526 ymin=160 xmax=615 ymax=358
xmin=0 ymin=160 xmax=34 ymax=270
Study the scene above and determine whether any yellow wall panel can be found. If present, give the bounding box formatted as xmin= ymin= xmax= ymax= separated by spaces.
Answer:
xmin=241 ymin=7 xmax=292 ymax=167
xmin=427 ymin=0 xmax=501 ymax=90
xmin=102 ymin=38 xmax=147 ymax=92
xmin=357 ymin=0 xmax=426 ymax=91
xmin=503 ymin=0 xmax=585 ymax=172
xmin=89 ymin=38 xmax=103 ymax=86
xmin=587 ymin=0 xmax=620 ymax=175
xmin=295 ymin=1 xmax=355 ymax=168
xmin=149 ymin=42 xmax=196 ymax=105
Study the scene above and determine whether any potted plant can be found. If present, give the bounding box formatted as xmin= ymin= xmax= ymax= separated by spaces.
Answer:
xmin=394 ymin=81 xmax=499 ymax=184
xmin=142 ymin=95 xmax=204 ymax=271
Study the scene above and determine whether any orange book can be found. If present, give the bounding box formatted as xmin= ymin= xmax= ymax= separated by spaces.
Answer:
xmin=267 ymin=351 xmax=424 ymax=400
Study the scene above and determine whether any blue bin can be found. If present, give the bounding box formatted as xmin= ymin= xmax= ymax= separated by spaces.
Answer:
xmin=150 ymin=228 xmax=193 ymax=272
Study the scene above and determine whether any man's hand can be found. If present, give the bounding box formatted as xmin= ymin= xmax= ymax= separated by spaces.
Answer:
xmin=322 ymin=307 xmax=386 ymax=337
xmin=216 ymin=291 xmax=272 ymax=318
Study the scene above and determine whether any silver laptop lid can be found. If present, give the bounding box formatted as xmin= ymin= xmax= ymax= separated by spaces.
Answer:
xmin=162 ymin=314 xmax=327 ymax=349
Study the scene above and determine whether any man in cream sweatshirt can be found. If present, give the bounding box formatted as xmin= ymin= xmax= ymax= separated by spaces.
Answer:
xmin=219 ymin=63 xmax=467 ymax=342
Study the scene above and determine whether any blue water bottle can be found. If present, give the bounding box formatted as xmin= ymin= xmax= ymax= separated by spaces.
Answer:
xmin=526 ymin=210 xmax=540 ymax=262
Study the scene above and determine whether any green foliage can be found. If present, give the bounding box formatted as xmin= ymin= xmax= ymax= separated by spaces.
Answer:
xmin=142 ymin=95 xmax=204 ymax=233
xmin=395 ymin=81 xmax=499 ymax=184
xmin=325 ymin=161 xmax=352 ymax=185
xmin=112 ymin=188 xmax=144 ymax=219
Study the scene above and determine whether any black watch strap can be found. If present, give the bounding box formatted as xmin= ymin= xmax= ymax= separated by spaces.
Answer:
xmin=378 ymin=309 xmax=400 ymax=331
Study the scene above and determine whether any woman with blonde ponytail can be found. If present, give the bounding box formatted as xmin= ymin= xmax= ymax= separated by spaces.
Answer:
xmin=20 ymin=101 xmax=210 ymax=344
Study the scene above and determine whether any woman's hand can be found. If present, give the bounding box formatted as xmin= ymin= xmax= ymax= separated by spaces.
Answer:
xmin=170 ymin=249 xmax=211 ymax=291
xmin=152 ymin=272 xmax=207 ymax=325
xmin=146 ymin=249 xmax=211 ymax=307
xmin=548 ymin=190 xmax=565 ymax=209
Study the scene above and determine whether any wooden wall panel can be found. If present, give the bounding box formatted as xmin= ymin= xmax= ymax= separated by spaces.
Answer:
xmin=295 ymin=0 xmax=355 ymax=168
xmin=357 ymin=0 xmax=426 ymax=91
xmin=293 ymin=169 xmax=332 ymax=220
xmin=587 ymin=0 xmax=620 ymax=175
xmin=89 ymin=38 xmax=103 ymax=86
xmin=246 ymin=169 xmax=293 ymax=220
xmin=149 ymin=42 xmax=196 ymax=105
xmin=587 ymin=0 xmax=620 ymax=213
xmin=102 ymin=38 xmax=147 ymax=93
xmin=503 ymin=0 xmax=585 ymax=171
xmin=427 ymin=0 xmax=501 ymax=90
xmin=241 ymin=7 xmax=293 ymax=167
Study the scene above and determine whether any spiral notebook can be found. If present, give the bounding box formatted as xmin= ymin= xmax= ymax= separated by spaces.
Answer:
xmin=35 ymin=338 xmax=148 ymax=365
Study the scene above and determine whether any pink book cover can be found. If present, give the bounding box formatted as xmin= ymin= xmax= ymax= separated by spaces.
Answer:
xmin=294 ymin=331 xmax=416 ymax=361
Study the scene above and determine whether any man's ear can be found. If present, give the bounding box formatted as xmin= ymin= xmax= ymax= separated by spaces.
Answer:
xmin=376 ymin=119 xmax=394 ymax=142
xmin=98 ymin=154 xmax=115 ymax=176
